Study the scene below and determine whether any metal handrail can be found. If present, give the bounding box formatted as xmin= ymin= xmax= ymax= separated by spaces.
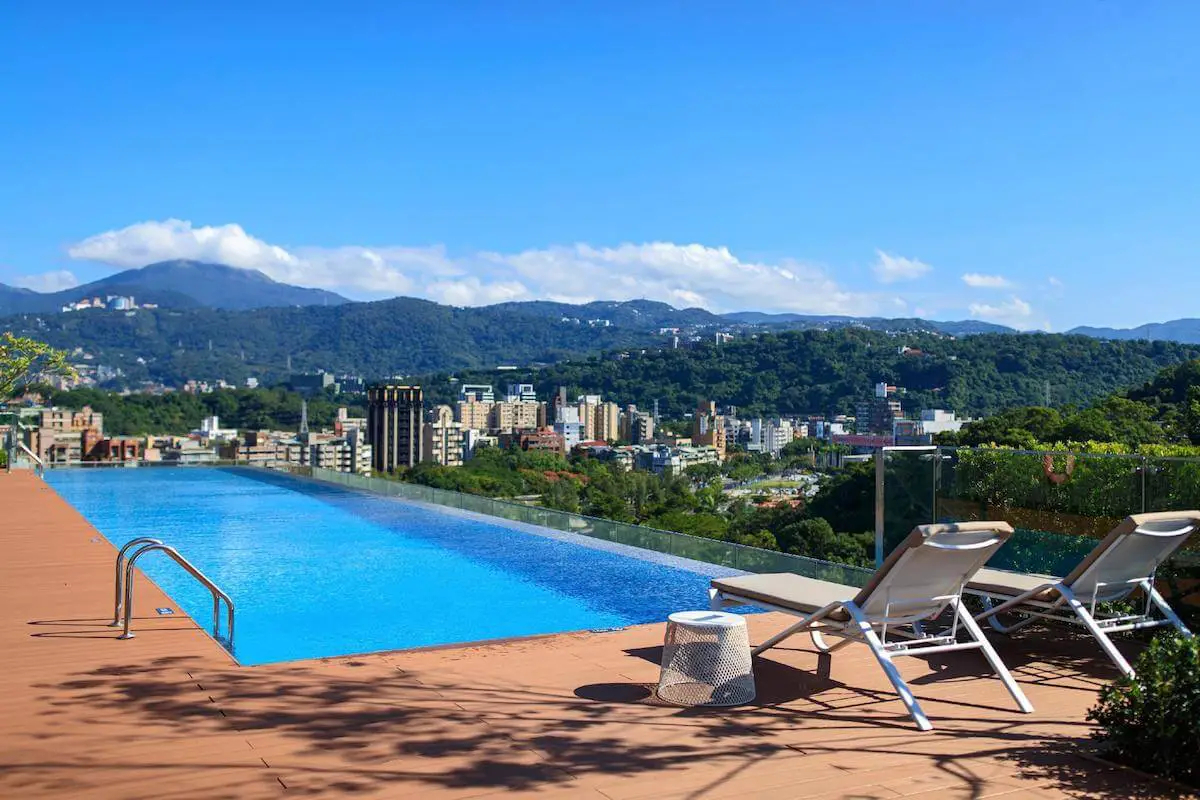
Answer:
xmin=16 ymin=441 xmax=45 ymax=477
xmin=109 ymin=537 xmax=164 ymax=625
xmin=116 ymin=543 xmax=235 ymax=648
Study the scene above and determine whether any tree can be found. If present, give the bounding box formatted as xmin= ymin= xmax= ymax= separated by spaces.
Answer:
xmin=0 ymin=333 xmax=75 ymax=399
xmin=684 ymin=462 xmax=721 ymax=483
xmin=1186 ymin=386 xmax=1200 ymax=446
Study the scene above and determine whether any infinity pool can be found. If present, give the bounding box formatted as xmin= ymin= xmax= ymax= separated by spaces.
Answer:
xmin=46 ymin=468 xmax=739 ymax=665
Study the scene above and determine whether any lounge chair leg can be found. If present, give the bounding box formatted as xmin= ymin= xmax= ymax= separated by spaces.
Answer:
xmin=708 ymin=588 xmax=724 ymax=611
xmin=954 ymin=600 xmax=1034 ymax=713
xmin=975 ymin=590 xmax=1045 ymax=632
xmin=1142 ymin=581 xmax=1193 ymax=638
xmin=752 ymin=617 xmax=813 ymax=656
xmin=1060 ymin=586 xmax=1135 ymax=677
xmin=811 ymin=629 xmax=855 ymax=653
xmin=979 ymin=596 xmax=1042 ymax=635
xmin=846 ymin=604 xmax=933 ymax=731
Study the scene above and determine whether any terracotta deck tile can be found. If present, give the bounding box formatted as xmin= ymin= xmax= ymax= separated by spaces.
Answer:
xmin=2 ymin=470 xmax=1195 ymax=800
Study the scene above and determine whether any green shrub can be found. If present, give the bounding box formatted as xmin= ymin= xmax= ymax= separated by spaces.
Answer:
xmin=1087 ymin=634 xmax=1200 ymax=787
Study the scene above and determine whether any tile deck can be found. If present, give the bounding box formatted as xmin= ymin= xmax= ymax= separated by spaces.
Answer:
xmin=1 ymin=470 xmax=1192 ymax=799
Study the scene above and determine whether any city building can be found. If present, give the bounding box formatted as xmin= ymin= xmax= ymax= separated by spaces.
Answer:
xmin=303 ymin=431 xmax=372 ymax=474
xmin=30 ymin=406 xmax=104 ymax=464
xmin=856 ymin=382 xmax=905 ymax=435
xmin=86 ymin=437 xmax=141 ymax=463
xmin=456 ymin=399 xmax=495 ymax=430
xmin=489 ymin=401 xmax=539 ymax=433
xmin=917 ymin=409 xmax=967 ymax=436
xmin=553 ymin=418 xmax=584 ymax=452
xmin=308 ymin=440 xmax=371 ymax=474
xmin=423 ymin=405 xmax=465 ymax=467
xmin=620 ymin=405 xmax=656 ymax=445
xmin=336 ymin=376 xmax=367 ymax=394
xmin=629 ymin=444 xmax=722 ymax=474
xmin=551 ymin=386 xmax=569 ymax=423
xmin=576 ymin=395 xmax=600 ymax=441
xmin=691 ymin=400 xmax=727 ymax=458
xmin=505 ymin=383 xmax=537 ymax=403
xmin=290 ymin=372 xmax=336 ymax=394
xmin=501 ymin=427 xmax=564 ymax=453
xmin=333 ymin=407 xmax=367 ymax=437
xmin=459 ymin=384 xmax=495 ymax=403
xmin=367 ymin=384 xmax=424 ymax=473
xmin=224 ymin=431 xmax=284 ymax=468
xmin=762 ymin=418 xmax=793 ymax=457
xmin=463 ymin=429 xmax=498 ymax=460
xmin=196 ymin=416 xmax=238 ymax=441
xmin=594 ymin=401 xmax=621 ymax=443
xmin=161 ymin=439 xmax=220 ymax=465
xmin=893 ymin=410 xmax=969 ymax=446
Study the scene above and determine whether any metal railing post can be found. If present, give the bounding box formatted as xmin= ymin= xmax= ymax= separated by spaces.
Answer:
xmin=875 ymin=448 xmax=886 ymax=568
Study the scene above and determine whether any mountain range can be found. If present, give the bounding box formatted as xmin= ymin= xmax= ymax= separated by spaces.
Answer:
xmin=1067 ymin=319 xmax=1200 ymax=345
xmin=5 ymin=258 xmax=1200 ymax=392
xmin=6 ymin=259 xmax=1200 ymax=345
xmin=0 ymin=260 xmax=349 ymax=314
xmin=2 ymin=259 xmax=1011 ymax=334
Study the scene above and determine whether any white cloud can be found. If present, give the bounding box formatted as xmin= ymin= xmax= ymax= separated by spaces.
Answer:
xmin=961 ymin=273 xmax=1012 ymax=289
xmin=424 ymin=277 xmax=529 ymax=307
xmin=872 ymin=250 xmax=932 ymax=283
xmin=66 ymin=218 xmax=898 ymax=315
xmin=13 ymin=270 xmax=80 ymax=293
xmin=969 ymin=295 xmax=1037 ymax=328
xmin=1048 ymin=276 xmax=1063 ymax=288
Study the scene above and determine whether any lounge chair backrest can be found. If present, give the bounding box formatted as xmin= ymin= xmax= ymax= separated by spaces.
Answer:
xmin=1063 ymin=511 xmax=1200 ymax=602
xmin=853 ymin=522 xmax=1014 ymax=624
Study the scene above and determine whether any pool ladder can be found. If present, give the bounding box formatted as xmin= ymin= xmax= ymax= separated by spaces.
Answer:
xmin=110 ymin=538 xmax=235 ymax=650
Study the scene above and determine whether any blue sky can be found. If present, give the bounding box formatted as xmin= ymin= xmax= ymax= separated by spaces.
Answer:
xmin=2 ymin=2 xmax=1198 ymax=330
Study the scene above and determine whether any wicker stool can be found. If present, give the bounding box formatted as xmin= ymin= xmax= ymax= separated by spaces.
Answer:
xmin=656 ymin=610 xmax=755 ymax=707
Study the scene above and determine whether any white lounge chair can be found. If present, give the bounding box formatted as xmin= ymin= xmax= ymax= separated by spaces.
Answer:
xmin=709 ymin=521 xmax=1032 ymax=731
xmin=968 ymin=511 xmax=1199 ymax=676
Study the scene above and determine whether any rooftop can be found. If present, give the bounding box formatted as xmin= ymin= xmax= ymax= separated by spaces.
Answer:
xmin=1 ymin=470 xmax=1188 ymax=800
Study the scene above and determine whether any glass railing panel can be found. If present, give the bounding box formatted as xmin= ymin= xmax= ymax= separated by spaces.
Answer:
xmin=732 ymin=547 xmax=872 ymax=587
xmin=606 ymin=522 xmax=674 ymax=553
xmin=881 ymin=448 xmax=938 ymax=557
xmin=295 ymin=469 xmax=877 ymax=585
xmin=935 ymin=448 xmax=1147 ymax=576
xmin=670 ymin=534 xmax=738 ymax=568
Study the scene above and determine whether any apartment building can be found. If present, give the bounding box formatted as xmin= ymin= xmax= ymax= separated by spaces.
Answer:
xmin=620 ymin=405 xmax=656 ymax=445
xmin=307 ymin=435 xmax=372 ymax=475
xmin=856 ymin=382 xmax=905 ymax=435
xmin=691 ymin=400 xmax=727 ymax=458
xmin=459 ymin=384 xmax=495 ymax=403
xmin=423 ymin=405 xmax=465 ymax=467
xmin=367 ymin=384 xmax=423 ymax=472
xmin=489 ymin=401 xmax=540 ymax=433
xmin=505 ymin=383 xmax=537 ymax=403
xmin=594 ymin=401 xmax=621 ymax=442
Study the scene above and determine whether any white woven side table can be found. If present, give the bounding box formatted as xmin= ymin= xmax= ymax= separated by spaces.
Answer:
xmin=656 ymin=610 xmax=756 ymax=707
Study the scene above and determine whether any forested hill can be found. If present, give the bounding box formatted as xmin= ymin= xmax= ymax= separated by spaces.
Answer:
xmin=947 ymin=359 xmax=1200 ymax=448
xmin=420 ymin=330 xmax=1200 ymax=419
xmin=0 ymin=299 xmax=659 ymax=385
xmin=0 ymin=295 xmax=1019 ymax=387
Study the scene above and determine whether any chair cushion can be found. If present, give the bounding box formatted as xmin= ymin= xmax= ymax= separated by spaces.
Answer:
xmin=712 ymin=573 xmax=856 ymax=620
xmin=968 ymin=567 xmax=1059 ymax=600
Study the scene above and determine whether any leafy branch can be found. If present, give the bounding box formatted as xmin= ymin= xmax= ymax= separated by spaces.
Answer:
xmin=0 ymin=332 xmax=76 ymax=400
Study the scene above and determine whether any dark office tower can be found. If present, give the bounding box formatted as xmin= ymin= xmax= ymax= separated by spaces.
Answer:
xmin=367 ymin=385 xmax=423 ymax=472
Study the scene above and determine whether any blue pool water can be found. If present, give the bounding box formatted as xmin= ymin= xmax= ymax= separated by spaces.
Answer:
xmin=46 ymin=468 xmax=739 ymax=665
